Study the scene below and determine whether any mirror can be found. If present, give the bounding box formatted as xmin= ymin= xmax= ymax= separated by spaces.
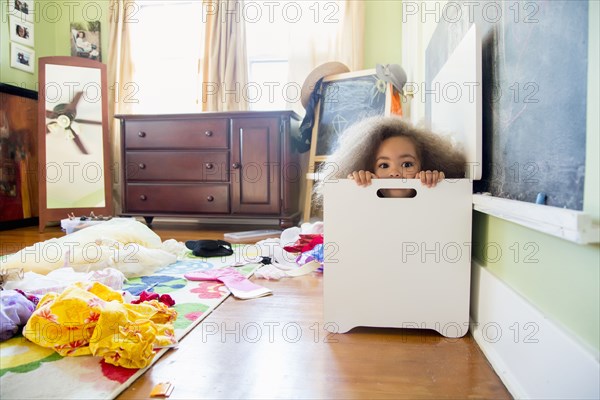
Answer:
xmin=38 ymin=56 xmax=112 ymax=232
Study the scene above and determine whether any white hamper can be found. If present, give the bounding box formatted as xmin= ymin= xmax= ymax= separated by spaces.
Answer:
xmin=323 ymin=24 xmax=482 ymax=338
xmin=324 ymin=179 xmax=473 ymax=337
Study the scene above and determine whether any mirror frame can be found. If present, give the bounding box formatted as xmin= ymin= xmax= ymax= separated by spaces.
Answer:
xmin=38 ymin=56 xmax=112 ymax=232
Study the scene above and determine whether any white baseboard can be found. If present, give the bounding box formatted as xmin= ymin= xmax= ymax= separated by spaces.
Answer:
xmin=470 ymin=261 xmax=600 ymax=399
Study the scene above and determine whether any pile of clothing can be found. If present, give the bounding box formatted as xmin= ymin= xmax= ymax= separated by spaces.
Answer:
xmin=252 ymin=222 xmax=325 ymax=280
xmin=0 ymin=219 xmax=327 ymax=366
xmin=0 ymin=219 xmax=181 ymax=368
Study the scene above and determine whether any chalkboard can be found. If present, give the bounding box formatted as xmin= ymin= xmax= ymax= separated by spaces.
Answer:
xmin=316 ymin=73 xmax=389 ymax=156
xmin=426 ymin=0 xmax=588 ymax=210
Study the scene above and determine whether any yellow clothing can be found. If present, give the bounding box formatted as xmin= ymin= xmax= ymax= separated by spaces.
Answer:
xmin=23 ymin=282 xmax=177 ymax=369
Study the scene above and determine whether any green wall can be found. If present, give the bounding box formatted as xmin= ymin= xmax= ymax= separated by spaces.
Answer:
xmin=473 ymin=214 xmax=600 ymax=351
xmin=1 ymin=1 xmax=109 ymax=91
xmin=363 ymin=0 xmax=403 ymax=68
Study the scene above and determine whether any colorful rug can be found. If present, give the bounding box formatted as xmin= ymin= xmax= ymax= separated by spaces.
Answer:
xmin=0 ymin=245 xmax=260 ymax=399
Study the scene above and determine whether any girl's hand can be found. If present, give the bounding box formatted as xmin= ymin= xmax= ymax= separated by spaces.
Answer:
xmin=347 ymin=170 xmax=377 ymax=186
xmin=415 ymin=170 xmax=445 ymax=188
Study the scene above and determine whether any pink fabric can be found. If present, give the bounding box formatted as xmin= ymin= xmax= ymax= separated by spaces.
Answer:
xmin=131 ymin=291 xmax=175 ymax=306
xmin=184 ymin=268 xmax=272 ymax=300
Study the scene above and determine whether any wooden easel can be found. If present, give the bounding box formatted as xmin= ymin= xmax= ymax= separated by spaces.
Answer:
xmin=303 ymin=70 xmax=398 ymax=221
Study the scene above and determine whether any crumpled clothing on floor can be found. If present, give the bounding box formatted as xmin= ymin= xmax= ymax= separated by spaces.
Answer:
xmin=0 ymin=219 xmax=177 ymax=278
xmin=253 ymin=222 xmax=324 ymax=280
xmin=0 ymin=289 xmax=38 ymax=341
xmin=23 ymin=281 xmax=177 ymax=369
xmin=2 ymin=267 xmax=126 ymax=296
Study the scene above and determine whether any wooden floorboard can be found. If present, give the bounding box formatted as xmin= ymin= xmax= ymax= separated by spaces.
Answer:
xmin=0 ymin=221 xmax=512 ymax=399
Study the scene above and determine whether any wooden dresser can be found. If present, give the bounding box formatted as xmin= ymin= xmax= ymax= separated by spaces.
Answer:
xmin=115 ymin=111 xmax=301 ymax=228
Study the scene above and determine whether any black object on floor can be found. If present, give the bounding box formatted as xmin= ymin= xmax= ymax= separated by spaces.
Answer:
xmin=185 ymin=240 xmax=234 ymax=257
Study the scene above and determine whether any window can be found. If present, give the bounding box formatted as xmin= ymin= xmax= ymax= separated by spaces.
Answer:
xmin=129 ymin=0 xmax=344 ymax=112
xmin=245 ymin=5 xmax=291 ymax=111
xmin=244 ymin=0 xmax=344 ymax=111
xmin=129 ymin=1 xmax=204 ymax=113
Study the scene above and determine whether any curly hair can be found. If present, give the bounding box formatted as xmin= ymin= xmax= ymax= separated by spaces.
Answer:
xmin=313 ymin=116 xmax=467 ymax=205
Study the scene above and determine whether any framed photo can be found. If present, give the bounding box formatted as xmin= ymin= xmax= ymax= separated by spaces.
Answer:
xmin=8 ymin=0 xmax=34 ymax=22
xmin=70 ymin=22 xmax=102 ymax=62
xmin=9 ymin=17 xmax=34 ymax=48
xmin=10 ymin=43 xmax=35 ymax=74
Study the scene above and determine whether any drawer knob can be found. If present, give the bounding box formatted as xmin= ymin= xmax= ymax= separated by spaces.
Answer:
xmin=232 ymin=162 xmax=241 ymax=169
xmin=206 ymin=195 xmax=214 ymax=202
xmin=140 ymin=194 xmax=147 ymax=201
xmin=138 ymin=131 xmax=146 ymax=138
xmin=138 ymin=163 xmax=146 ymax=169
xmin=205 ymin=130 xmax=213 ymax=137
xmin=205 ymin=163 xmax=214 ymax=170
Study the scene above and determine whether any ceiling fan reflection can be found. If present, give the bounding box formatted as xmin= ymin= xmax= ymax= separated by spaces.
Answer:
xmin=46 ymin=91 xmax=101 ymax=154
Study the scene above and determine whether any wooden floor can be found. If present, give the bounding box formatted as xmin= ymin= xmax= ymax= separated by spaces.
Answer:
xmin=0 ymin=221 xmax=512 ymax=399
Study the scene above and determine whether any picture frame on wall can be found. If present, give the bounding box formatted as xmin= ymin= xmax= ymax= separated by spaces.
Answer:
xmin=10 ymin=43 xmax=35 ymax=74
xmin=9 ymin=0 xmax=34 ymax=22
xmin=9 ymin=17 xmax=34 ymax=48
xmin=70 ymin=22 xmax=102 ymax=62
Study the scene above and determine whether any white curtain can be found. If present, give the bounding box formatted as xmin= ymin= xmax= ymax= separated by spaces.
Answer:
xmin=287 ymin=0 xmax=365 ymax=114
xmin=202 ymin=0 xmax=250 ymax=111
xmin=108 ymin=0 xmax=135 ymax=213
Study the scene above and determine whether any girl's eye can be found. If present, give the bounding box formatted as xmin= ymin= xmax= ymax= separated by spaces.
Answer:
xmin=401 ymin=162 xmax=414 ymax=168
xmin=377 ymin=163 xmax=389 ymax=169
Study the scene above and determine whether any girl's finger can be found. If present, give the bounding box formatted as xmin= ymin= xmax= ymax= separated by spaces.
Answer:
xmin=425 ymin=170 xmax=433 ymax=186
xmin=349 ymin=171 xmax=362 ymax=185
xmin=431 ymin=171 xmax=440 ymax=186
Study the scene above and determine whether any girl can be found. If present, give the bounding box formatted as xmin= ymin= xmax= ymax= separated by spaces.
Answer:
xmin=76 ymin=31 xmax=100 ymax=59
xmin=314 ymin=116 xmax=466 ymax=201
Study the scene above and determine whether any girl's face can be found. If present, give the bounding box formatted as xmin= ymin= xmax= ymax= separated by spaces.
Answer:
xmin=373 ymin=136 xmax=421 ymax=179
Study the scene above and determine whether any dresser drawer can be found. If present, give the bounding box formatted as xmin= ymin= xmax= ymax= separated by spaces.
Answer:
xmin=126 ymin=184 xmax=229 ymax=213
xmin=126 ymin=151 xmax=229 ymax=182
xmin=125 ymin=119 xmax=228 ymax=149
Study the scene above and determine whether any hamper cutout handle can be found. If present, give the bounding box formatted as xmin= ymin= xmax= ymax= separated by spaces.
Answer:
xmin=376 ymin=188 xmax=417 ymax=198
